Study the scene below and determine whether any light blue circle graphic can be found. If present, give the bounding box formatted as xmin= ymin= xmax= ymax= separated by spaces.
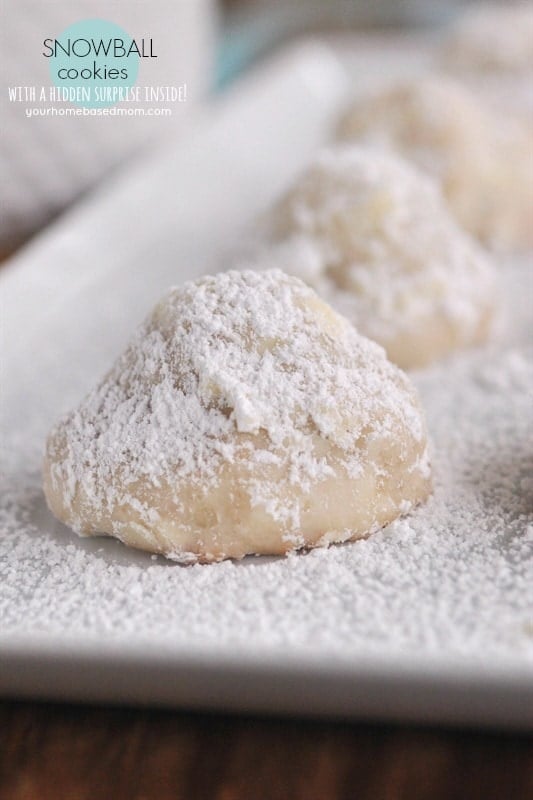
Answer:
xmin=49 ymin=19 xmax=140 ymax=108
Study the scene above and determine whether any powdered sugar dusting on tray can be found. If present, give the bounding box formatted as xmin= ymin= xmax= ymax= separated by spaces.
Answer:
xmin=1 ymin=260 xmax=532 ymax=661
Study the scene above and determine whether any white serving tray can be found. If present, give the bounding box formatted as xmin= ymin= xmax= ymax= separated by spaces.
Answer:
xmin=1 ymin=41 xmax=532 ymax=730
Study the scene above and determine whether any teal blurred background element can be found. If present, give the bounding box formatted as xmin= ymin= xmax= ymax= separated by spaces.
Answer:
xmin=216 ymin=0 xmax=467 ymax=88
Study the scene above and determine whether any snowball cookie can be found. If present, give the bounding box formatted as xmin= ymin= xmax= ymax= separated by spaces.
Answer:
xmin=336 ymin=77 xmax=533 ymax=251
xmin=438 ymin=4 xmax=533 ymax=120
xmin=439 ymin=3 xmax=533 ymax=75
xmin=258 ymin=147 xmax=497 ymax=369
xmin=43 ymin=270 xmax=432 ymax=564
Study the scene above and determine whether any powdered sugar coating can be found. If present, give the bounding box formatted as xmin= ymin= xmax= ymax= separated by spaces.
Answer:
xmin=256 ymin=146 xmax=497 ymax=368
xmin=43 ymin=269 xmax=430 ymax=562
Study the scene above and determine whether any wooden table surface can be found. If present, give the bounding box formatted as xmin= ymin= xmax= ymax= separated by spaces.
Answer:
xmin=0 ymin=700 xmax=532 ymax=800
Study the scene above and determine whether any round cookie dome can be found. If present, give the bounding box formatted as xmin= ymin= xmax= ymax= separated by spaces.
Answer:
xmin=336 ymin=77 xmax=533 ymax=251
xmin=258 ymin=146 xmax=497 ymax=370
xmin=439 ymin=3 xmax=533 ymax=75
xmin=43 ymin=269 xmax=431 ymax=563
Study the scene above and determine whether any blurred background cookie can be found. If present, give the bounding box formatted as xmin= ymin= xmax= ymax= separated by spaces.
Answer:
xmin=336 ymin=76 xmax=533 ymax=252
xmin=253 ymin=146 xmax=497 ymax=369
